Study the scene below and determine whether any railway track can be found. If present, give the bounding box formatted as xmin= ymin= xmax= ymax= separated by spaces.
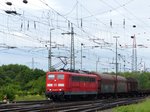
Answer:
xmin=0 ymin=100 xmax=52 ymax=112
xmin=0 ymin=97 xmax=146 ymax=112
xmin=0 ymin=99 xmax=51 ymax=104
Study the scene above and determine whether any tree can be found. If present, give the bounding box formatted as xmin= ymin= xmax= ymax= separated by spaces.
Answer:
xmin=0 ymin=64 xmax=46 ymax=101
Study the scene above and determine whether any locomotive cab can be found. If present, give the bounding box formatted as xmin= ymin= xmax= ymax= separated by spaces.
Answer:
xmin=46 ymin=72 xmax=65 ymax=100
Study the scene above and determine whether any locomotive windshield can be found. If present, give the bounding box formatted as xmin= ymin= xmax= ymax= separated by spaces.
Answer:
xmin=48 ymin=74 xmax=55 ymax=80
xmin=48 ymin=74 xmax=64 ymax=80
xmin=57 ymin=74 xmax=64 ymax=80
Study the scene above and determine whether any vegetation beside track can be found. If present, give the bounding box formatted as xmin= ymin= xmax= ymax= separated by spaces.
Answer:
xmin=113 ymin=98 xmax=150 ymax=112
xmin=0 ymin=64 xmax=46 ymax=101
xmin=15 ymin=94 xmax=46 ymax=101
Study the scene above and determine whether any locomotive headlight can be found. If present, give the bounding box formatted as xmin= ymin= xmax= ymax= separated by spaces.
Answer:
xmin=47 ymin=84 xmax=53 ymax=87
xmin=59 ymin=89 xmax=62 ymax=91
xmin=49 ymin=89 xmax=51 ymax=91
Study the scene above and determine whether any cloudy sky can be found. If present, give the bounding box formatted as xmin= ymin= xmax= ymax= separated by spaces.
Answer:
xmin=0 ymin=0 xmax=150 ymax=72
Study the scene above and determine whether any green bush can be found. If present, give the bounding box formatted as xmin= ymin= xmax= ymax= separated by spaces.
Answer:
xmin=0 ymin=92 xmax=3 ymax=101
xmin=1 ymin=86 xmax=16 ymax=101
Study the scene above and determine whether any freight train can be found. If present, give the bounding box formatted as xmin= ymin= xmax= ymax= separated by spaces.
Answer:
xmin=45 ymin=70 xmax=139 ymax=101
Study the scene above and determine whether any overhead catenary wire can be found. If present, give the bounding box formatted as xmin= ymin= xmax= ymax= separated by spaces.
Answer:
xmin=0 ymin=0 xmax=149 ymax=71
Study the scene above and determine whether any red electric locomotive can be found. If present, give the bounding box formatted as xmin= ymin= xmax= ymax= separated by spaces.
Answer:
xmin=45 ymin=71 xmax=98 ymax=100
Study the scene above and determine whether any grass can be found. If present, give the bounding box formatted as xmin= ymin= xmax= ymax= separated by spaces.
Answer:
xmin=15 ymin=94 xmax=46 ymax=101
xmin=113 ymin=98 xmax=150 ymax=112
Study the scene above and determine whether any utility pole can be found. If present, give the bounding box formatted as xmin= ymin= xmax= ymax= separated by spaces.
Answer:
xmin=131 ymin=34 xmax=137 ymax=72
xmin=62 ymin=23 xmax=75 ymax=70
xmin=81 ymin=43 xmax=84 ymax=70
xmin=131 ymin=25 xmax=137 ymax=72
xmin=32 ymin=57 xmax=34 ymax=70
xmin=113 ymin=36 xmax=119 ymax=98
xmin=143 ymin=61 xmax=146 ymax=72
xmin=113 ymin=36 xmax=119 ymax=75
xmin=71 ymin=24 xmax=75 ymax=70
xmin=96 ymin=57 xmax=100 ymax=72
xmin=123 ymin=56 xmax=126 ymax=72
xmin=48 ymin=28 xmax=54 ymax=71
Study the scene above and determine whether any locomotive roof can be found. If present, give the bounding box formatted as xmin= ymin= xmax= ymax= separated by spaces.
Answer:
xmin=47 ymin=71 xmax=97 ymax=77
